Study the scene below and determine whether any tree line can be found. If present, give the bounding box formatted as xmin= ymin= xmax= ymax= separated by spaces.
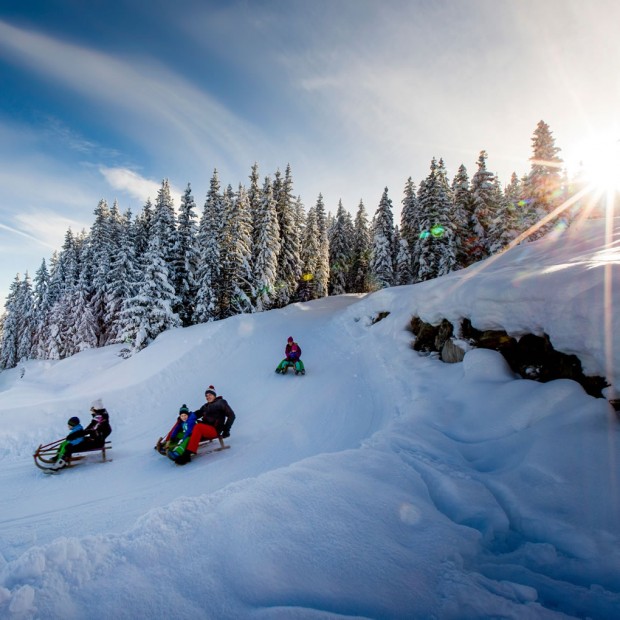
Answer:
xmin=0 ymin=120 xmax=578 ymax=368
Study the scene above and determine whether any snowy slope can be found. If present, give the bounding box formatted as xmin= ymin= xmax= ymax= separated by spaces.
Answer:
xmin=0 ymin=218 xmax=619 ymax=619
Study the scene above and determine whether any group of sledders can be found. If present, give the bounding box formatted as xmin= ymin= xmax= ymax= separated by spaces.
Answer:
xmin=160 ymin=336 xmax=306 ymax=465
xmin=158 ymin=385 xmax=236 ymax=465
xmin=48 ymin=399 xmax=112 ymax=470
xmin=45 ymin=336 xmax=305 ymax=470
xmin=160 ymin=336 xmax=305 ymax=465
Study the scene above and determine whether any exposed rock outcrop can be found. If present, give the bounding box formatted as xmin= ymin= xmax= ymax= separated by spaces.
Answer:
xmin=409 ymin=316 xmax=608 ymax=399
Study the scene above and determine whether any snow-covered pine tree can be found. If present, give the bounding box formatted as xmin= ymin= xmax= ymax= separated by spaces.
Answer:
xmin=152 ymin=179 xmax=178 ymax=282
xmin=36 ymin=253 xmax=63 ymax=360
xmin=31 ymin=258 xmax=51 ymax=359
xmin=223 ymin=184 xmax=255 ymax=316
xmin=487 ymin=177 xmax=516 ymax=254
xmin=252 ymin=176 xmax=281 ymax=312
xmin=328 ymin=200 xmax=353 ymax=295
xmin=106 ymin=209 xmax=140 ymax=342
xmin=504 ymin=172 xmax=522 ymax=222
xmin=248 ymin=162 xmax=261 ymax=253
xmin=70 ymin=263 xmax=98 ymax=353
xmin=88 ymin=199 xmax=113 ymax=345
xmin=369 ymin=187 xmax=396 ymax=289
xmin=195 ymin=170 xmax=224 ymax=323
xmin=134 ymin=198 xmax=153 ymax=262
xmin=44 ymin=232 xmax=80 ymax=358
xmin=273 ymin=165 xmax=302 ymax=307
xmin=218 ymin=184 xmax=236 ymax=317
xmin=349 ymin=200 xmax=372 ymax=293
xmin=313 ymin=194 xmax=330 ymax=298
xmin=101 ymin=202 xmax=125 ymax=339
xmin=415 ymin=159 xmax=457 ymax=282
xmin=451 ymin=164 xmax=474 ymax=269
xmin=290 ymin=194 xmax=306 ymax=298
xmin=119 ymin=234 xmax=181 ymax=353
xmin=174 ymin=183 xmax=199 ymax=326
xmin=58 ymin=228 xmax=80 ymax=290
xmin=395 ymin=235 xmax=414 ymax=285
xmin=16 ymin=273 xmax=34 ymax=364
xmin=0 ymin=275 xmax=21 ymax=369
xmin=522 ymin=120 xmax=564 ymax=240
xmin=399 ymin=178 xmax=420 ymax=284
xmin=469 ymin=151 xmax=499 ymax=263
xmin=299 ymin=205 xmax=320 ymax=301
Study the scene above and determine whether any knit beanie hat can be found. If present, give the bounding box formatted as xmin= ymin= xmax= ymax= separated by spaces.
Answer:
xmin=179 ymin=404 xmax=189 ymax=414
xmin=205 ymin=385 xmax=216 ymax=397
xmin=91 ymin=398 xmax=104 ymax=411
xmin=287 ymin=336 xmax=294 ymax=343
xmin=68 ymin=416 xmax=80 ymax=427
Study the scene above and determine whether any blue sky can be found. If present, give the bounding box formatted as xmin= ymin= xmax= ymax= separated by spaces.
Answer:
xmin=0 ymin=0 xmax=618 ymax=307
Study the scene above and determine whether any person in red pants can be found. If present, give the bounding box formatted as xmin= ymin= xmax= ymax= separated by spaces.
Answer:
xmin=185 ymin=416 xmax=219 ymax=455
xmin=182 ymin=385 xmax=236 ymax=463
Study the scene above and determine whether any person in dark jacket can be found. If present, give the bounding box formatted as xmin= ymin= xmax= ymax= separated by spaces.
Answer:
xmin=51 ymin=416 xmax=87 ymax=470
xmin=80 ymin=398 xmax=112 ymax=449
xmin=194 ymin=385 xmax=236 ymax=437
xmin=182 ymin=386 xmax=236 ymax=463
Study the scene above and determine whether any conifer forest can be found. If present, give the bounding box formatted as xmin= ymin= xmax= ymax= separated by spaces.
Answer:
xmin=0 ymin=121 xmax=595 ymax=368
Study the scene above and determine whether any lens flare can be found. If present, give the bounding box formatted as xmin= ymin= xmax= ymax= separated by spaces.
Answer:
xmin=567 ymin=133 xmax=620 ymax=194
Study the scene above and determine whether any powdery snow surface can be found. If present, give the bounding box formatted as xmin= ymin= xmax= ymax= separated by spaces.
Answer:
xmin=1 ymin=217 xmax=619 ymax=619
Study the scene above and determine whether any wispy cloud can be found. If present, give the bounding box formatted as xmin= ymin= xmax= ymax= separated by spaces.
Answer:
xmin=0 ymin=221 xmax=57 ymax=250
xmin=0 ymin=19 xmax=269 ymax=174
xmin=13 ymin=210 xmax=87 ymax=248
xmin=99 ymin=167 xmax=183 ymax=207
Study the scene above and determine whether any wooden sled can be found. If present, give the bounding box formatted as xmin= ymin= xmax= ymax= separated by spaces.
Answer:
xmin=154 ymin=435 xmax=230 ymax=458
xmin=33 ymin=438 xmax=112 ymax=471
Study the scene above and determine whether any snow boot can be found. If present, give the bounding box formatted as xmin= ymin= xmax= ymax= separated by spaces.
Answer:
xmin=175 ymin=451 xmax=191 ymax=465
xmin=51 ymin=458 xmax=67 ymax=470
xmin=167 ymin=449 xmax=180 ymax=462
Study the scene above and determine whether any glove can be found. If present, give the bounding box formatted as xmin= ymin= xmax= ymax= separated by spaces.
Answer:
xmin=221 ymin=430 xmax=230 ymax=439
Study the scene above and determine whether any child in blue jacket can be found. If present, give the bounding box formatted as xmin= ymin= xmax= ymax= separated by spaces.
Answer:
xmin=164 ymin=405 xmax=197 ymax=464
xmin=51 ymin=417 xmax=86 ymax=470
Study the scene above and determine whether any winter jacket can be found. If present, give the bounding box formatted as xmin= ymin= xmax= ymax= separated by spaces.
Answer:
xmin=85 ymin=409 xmax=112 ymax=442
xmin=65 ymin=424 xmax=86 ymax=446
xmin=285 ymin=342 xmax=302 ymax=361
xmin=168 ymin=412 xmax=198 ymax=441
xmin=195 ymin=397 xmax=236 ymax=435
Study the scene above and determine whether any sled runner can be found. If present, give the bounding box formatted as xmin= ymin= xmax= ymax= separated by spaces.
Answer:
xmin=154 ymin=435 xmax=230 ymax=463
xmin=33 ymin=438 xmax=112 ymax=472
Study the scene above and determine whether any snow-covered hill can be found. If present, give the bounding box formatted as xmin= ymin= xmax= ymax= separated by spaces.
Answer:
xmin=0 ymin=218 xmax=619 ymax=619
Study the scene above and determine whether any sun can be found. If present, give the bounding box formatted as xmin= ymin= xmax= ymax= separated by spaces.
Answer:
xmin=566 ymin=132 xmax=620 ymax=194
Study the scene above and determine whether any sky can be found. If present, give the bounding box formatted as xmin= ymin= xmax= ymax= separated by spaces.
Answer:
xmin=0 ymin=0 xmax=619 ymax=308
xmin=0 ymin=215 xmax=619 ymax=618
